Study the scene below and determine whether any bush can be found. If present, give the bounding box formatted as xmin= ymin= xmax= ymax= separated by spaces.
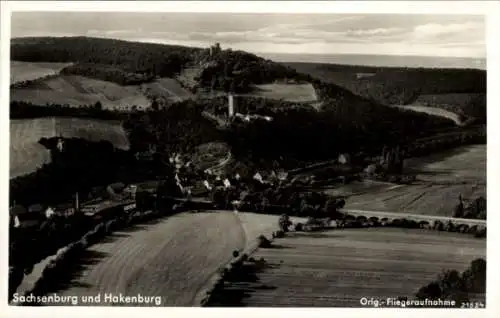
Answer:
xmin=433 ymin=220 xmax=444 ymax=231
xmin=232 ymin=250 xmax=240 ymax=258
xmin=391 ymin=219 xmax=402 ymax=227
xmin=294 ymin=222 xmax=304 ymax=231
xmin=380 ymin=217 xmax=389 ymax=226
xmin=458 ymin=224 xmax=469 ymax=233
xmin=257 ymin=235 xmax=272 ymax=248
xmin=23 ymin=264 xmax=34 ymax=275
xmin=105 ymin=219 xmax=117 ymax=233
xmin=275 ymin=230 xmax=285 ymax=238
xmin=419 ymin=221 xmax=430 ymax=229
xmin=356 ymin=216 xmax=368 ymax=224
xmin=468 ymin=225 xmax=478 ymax=235
xmin=474 ymin=227 xmax=486 ymax=238
xmin=369 ymin=217 xmax=380 ymax=225
xmin=444 ymin=221 xmax=456 ymax=232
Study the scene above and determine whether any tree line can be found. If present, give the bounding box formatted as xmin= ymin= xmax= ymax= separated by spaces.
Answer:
xmin=60 ymin=63 xmax=156 ymax=86
xmin=416 ymin=258 xmax=486 ymax=306
xmin=10 ymin=101 xmax=125 ymax=120
xmin=11 ymin=36 xmax=194 ymax=78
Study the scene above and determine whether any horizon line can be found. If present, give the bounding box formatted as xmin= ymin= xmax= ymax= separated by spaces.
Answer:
xmin=10 ymin=35 xmax=486 ymax=61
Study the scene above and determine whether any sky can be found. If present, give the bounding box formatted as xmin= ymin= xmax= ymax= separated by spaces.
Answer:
xmin=11 ymin=12 xmax=485 ymax=58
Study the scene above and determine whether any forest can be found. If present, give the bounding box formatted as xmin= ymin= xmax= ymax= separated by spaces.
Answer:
xmin=11 ymin=36 xmax=194 ymax=78
xmin=288 ymin=62 xmax=486 ymax=123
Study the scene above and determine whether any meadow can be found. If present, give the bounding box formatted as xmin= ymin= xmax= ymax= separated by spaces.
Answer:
xmin=11 ymin=61 xmax=196 ymax=110
xmin=11 ymin=75 xmax=151 ymax=111
xmin=141 ymin=77 xmax=194 ymax=103
xmin=344 ymin=145 xmax=486 ymax=216
xmin=10 ymin=118 xmax=129 ymax=178
xmin=10 ymin=61 xmax=73 ymax=85
xmin=392 ymin=104 xmax=463 ymax=126
xmin=245 ymin=83 xmax=318 ymax=103
xmin=209 ymin=227 xmax=486 ymax=307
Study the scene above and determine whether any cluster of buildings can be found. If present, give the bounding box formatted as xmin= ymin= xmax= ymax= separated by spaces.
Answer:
xmin=9 ymin=183 xmax=141 ymax=230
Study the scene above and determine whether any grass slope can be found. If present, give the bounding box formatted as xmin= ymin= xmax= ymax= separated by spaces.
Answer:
xmin=10 ymin=61 xmax=72 ymax=84
xmin=215 ymin=228 xmax=485 ymax=307
xmin=10 ymin=118 xmax=129 ymax=178
xmin=392 ymin=105 xmax=463 ymax=126
xmin=243 ymin=83 xmax=318 ymax=103
xmin=141 ymin=77 xmax=194 ymax=103
xmin=10 ymin=75 xmax=151 ymax=110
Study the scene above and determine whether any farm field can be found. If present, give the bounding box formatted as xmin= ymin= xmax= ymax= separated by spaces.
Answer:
xmin=10 ymin=61 xmax=73 ymax=84
xmin=411 ymin=93 xmax=485 ymax=110
xmin=209 ymin=227 xmax=486 ymax=307
xmin=344 ymin=145 xmax=486 ymax=216
xmin=141 ymin=77 xmax=194 ymax=102
xmin=244 ymin=83 xmax=318 ymax=103
xmin=10 ymin=75 xmax=151 ymax=110
xmin=322 ymin=180 xmax=396 ymax=198
xmin=43 ymin=211 xmax=280 ymax=306
xmin=10 ymin=118 xmax=129 ymax=178
xmin=392 ymin=104 xmax=463 ymax=126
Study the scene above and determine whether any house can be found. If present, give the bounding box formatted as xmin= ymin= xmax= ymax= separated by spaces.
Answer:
xmin=277 ymin=171 xmax=289 ymax=181
xmin=253 ymin=172 xmax=264 ymax=183
xmin=10 ymin=205 xmax=43 ymax=229
xmin=54 ymin=203 xmax=77 ymax=217
xmin=338 ymin=153 xmax=351 ymax=165
xmin=44 ymin=207 xmax=56 ymax=219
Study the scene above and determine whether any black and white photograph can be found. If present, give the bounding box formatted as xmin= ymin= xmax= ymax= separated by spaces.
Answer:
xmin=2 ymin=1 xmax=496 ymax=315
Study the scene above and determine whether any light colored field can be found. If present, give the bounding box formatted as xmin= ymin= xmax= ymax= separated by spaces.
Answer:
xmin=190 ymin=142 xmax=231 ymax=171
xmin=411 ymin=93 xmax=484 ymax=109
xmin=141 ymin=78 xmax=194 ymax=102
xmin=46 ymin=211 xmax=279 ymax=306
xmin=10 ymin=61 xmax=73 ymax=85
xmin=10 ymin=118 xmax=129 ymax=178
xmin=345 ymin=145 xmax=486 ymax=216
xmin=392 ymin=104 xmax=463 ymax=125
xmin=247 ymin=83 xmax=318 ymax=103
xmin=323 ymin=180 xmax=396 ymax=197
xmin=11 ymin=75 xmax=151 ymax=110
xmin=218 ymin=228 xmax=485 ymax=307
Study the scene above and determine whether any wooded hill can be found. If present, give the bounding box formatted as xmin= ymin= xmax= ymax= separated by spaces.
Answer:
xmin=287 ymin=62 xmax=486 ymax=123
xmin=11 ymin=36 xmax=304 ymax=93
xmin=10 ymin=36 xmax=483 ymax=175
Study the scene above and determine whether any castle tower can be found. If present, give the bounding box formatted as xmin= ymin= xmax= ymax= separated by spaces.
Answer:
xmin=228 ymin=94 xmax=235 ymax=118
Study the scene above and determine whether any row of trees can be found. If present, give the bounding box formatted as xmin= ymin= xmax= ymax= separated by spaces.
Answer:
xmin=454 ymin=196 xmax=487 ymax=220
xmin=10 ymin=100 xmax=124 ymax=120
xmin=60 ymin=63 xmax=156 ymax=86
xmin=415 ymin=258 xmax=486 ymax=306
